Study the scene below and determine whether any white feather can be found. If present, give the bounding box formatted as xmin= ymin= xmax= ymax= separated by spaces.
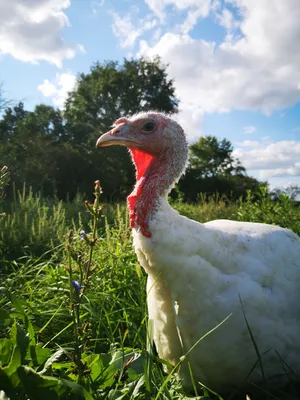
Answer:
xmin=133 ymin=198 xmax=300 ymax=391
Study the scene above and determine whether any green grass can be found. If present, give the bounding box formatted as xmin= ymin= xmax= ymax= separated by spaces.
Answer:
xmin=1 ymin=183 xmax=300 ymax=399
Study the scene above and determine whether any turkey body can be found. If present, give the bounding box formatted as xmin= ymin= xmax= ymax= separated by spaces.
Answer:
xmin=133 ymin=198 xmax=300 ymax=392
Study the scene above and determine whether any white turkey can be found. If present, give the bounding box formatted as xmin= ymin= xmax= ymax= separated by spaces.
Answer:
xmin=96 ymin=111 xmax=300 ymax=393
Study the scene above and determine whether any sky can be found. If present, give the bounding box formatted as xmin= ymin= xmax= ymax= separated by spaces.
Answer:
xmin=1 ymin=0 xmax=300 ymax=189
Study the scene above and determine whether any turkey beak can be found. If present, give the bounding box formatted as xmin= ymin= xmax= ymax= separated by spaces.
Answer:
xmin=96 ymin=124 xmax=136 ymax=148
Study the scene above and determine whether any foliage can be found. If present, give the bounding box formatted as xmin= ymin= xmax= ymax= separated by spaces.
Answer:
xmin=0 ymin=165 xmax=10 ymax=254
xmin=0 ymin=60 xmax=264 ymax=203
xmin=0 ymin=184 xmax=66 ymax=261
xmin=178 ymin=136 xmax=262 ymax=202
xmin=0 ymin=184 xmax=130 ymax=261
xmin=189 ymin=136 xmax=245 ymax=178
xmin=0 ymin=102 xmax=67 ymax=197
xmin=237 ymin=185 xmax=300 ymax=235
xmin=63 ymin=57 xmax=178 ymax=200
xmin=0 ymin=58 xmax=178 ymax=202
xmin=64 ymin=57 xmax=178 ymax=143
xmin=173 ymin=193 xmax=237 ymax=222
xmin=271 ymin=184 xmax=300 ymax=201
xmin=0 ymin=183 xmax=193 ymax=400
xmin=1 ymin=184 xmax=300 ymax=399
xmin=2 ymin=184 xmax=300 ymax=262
xmin=179 ymin=171 xmax=263 ymax=203
xmin=0 ymin=166 xmax=9 ymax=203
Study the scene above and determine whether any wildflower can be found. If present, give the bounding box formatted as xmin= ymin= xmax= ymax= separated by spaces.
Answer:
xmin=72 ymin=280 xmax=84 ymax=295
xmin=80 ymin=230 xmax=85 ymax=240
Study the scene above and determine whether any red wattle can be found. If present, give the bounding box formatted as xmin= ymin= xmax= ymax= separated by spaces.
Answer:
xmin=127 ymin=149 xmax=155 ymax=238
xmin=129 ymin=149 xmax=154 ymax=181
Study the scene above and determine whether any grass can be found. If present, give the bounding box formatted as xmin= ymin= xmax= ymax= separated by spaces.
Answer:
xmin=1 ymin=181 xmax=300 ymax=399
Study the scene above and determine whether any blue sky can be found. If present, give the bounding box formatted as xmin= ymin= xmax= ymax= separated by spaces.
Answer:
xmin=1 ymin=0 xmax=300 ymax=189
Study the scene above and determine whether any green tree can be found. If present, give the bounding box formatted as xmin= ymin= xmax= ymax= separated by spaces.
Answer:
xmin=189 ymin=136 xmax=245 ymax=178
xmin=0 ymin=58 xmax=178 ymax=200
xmin=0 ymin=103 xmax=66 ymax=196
xmin=271 ymin=185 xmax=300 ymax=201
xmin=178 ymin=136 xmax=261 ymax=201
xmin=63 ymin=57 xmax=178 ymax=199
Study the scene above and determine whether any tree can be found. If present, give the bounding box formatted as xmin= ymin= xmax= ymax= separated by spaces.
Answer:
xmin=284 ymin=185 xmax=300 ymax=200
xmin=63 ymin=57 xmax=178 ymax=199
xmin=178 ymin=136 xmax=262 ymax=202
xmin=189 ymin=136 xmax=245 ymax=178
xmin=0 ymin=58 xmax=178 ymax=200
xmin=0 ymin=103 xmax=66 ymax=196
xmin=271 ymin=185 xmax=300 ymax=201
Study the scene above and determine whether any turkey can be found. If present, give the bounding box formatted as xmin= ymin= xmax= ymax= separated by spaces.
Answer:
xmin=96 ymin=111 xmax=300 ymax=393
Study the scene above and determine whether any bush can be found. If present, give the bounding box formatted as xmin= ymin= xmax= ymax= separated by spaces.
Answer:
xmin=237 ymin=186 xmax=300 ymax=235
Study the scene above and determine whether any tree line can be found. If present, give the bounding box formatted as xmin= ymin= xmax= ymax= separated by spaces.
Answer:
xmin=0 ymin=58 xmax=263 ymax=202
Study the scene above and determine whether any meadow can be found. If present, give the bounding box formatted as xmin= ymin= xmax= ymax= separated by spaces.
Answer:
xmin=1 ymin=180 xmax=300 ymax=400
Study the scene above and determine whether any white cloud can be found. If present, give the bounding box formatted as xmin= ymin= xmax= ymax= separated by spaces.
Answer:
xmin=262 ymin=136 xmax=271 ymax=142
xmin=0 ymin=0 xmax=80 ymax=67
xmin=38 ymin=72 xmax=77 ymax=108
xmin=145 ymin=0 xmax=213 ymax=20
xmin=178 ymin=7 xmax=210 ymax=34
xmin=260 ymin=164 xmax=300 ymax=179
xmin=235 ymin=140 xmax=260 ymax=148
xmin=173 ymin=106 xmax=204 ymax=143
xmin=216 ymin=8 xmax=238 ymax=32
xmin=137 ymin=0 xmax=300 ymax=139
xmin=144 ymin=0 xmax=166 ymax=20
xmin=144 ymin=0 xmax=215 ymax=33
xmin=77 ymin=44 xmax=86 ymax=54
xmin=92 ymin=0 xmax=105 ymax=15
xmin=243 ymin=126 xmax=256 ymax=134
xmin=233 ymin=140 xmax=300 ymax=180
xmin=111 ymin=10 xmax=157 ymax=48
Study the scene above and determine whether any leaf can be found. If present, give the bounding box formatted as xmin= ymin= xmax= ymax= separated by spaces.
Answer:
xmin=39 ymin=349 xmax=65 ymax=374
xmin=26 ymin=318 xmax=36 ymax=350
xmin=34 ymin=344 xmax=52 ymax=366
xmin=107 ymin=389 xmax=127 ymax=400
xmin=10 ymin=321 xmax=29 ymax=363
xmin=131 ymin=375 xmax=145 ymax=398
xmin=3 ymin=346 xmax=21 ymax=378
xmin=83 ymin=353 xmax=101 ymax=381
xmin=0 ymin=288 xmax=25 ymax=315
xmin=1 ymin=346 xmax=21 ymax=389
xmin=58 ymin=378 xmax=94 ymax=400
xmin=110 ymin=350 xmax=125 ymax=370
xmin=17 ymin=366 xmax=60 ymax=400
xmin=0 ymin=309 xmax=10 ymax=322
xmin=49 ymin=362 xmax=73 ymax=370
xmin=84 ymin=352 xmax=116 ymax=388
xmin=18 ymin=366 xmax=94 ymax=400
xmin=126 ymin=353 xmax=144 ymax=376
xmin=0 ymin=339 xmax=13 ymax=366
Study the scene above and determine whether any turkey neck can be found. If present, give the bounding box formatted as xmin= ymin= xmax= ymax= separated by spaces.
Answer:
xmin=128 ymin=143 xmax=188 ymax=237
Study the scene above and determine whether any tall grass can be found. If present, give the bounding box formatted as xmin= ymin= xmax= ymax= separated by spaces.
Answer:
xmin=0 ymin=184 xmax=128 ymax=261
xmin=236 ymin=186 xmax=300 ymax=235
xmin=1 ymin=184 xmax=300 ymax=398
xmin=172 ymin=193 xmax=237 ymax=223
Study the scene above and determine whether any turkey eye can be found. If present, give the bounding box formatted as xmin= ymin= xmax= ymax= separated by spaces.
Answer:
xmin=141 ymin=121 xmax=155 ymax=133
